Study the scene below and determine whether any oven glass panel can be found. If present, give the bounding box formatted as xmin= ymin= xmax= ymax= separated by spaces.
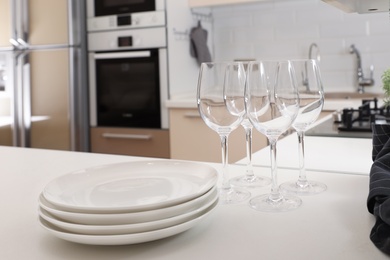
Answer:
xmin=96 ymin=49 xmax=160 ymax=128
xmin=95 ymin=0 xmax=155 ymax=16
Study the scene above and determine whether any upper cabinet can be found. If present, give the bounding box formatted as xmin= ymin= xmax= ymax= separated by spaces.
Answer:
xmin=188 ymin=0 xmax=261 ymax=8
xmin=322 ymin=0 xmax=389 ymax=13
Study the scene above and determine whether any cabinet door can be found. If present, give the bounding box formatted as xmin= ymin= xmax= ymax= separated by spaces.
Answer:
xmin=91 ymin=127 xmax=170 ymax=158
xmin=0 ymin=0 xmax=11 ymax=47
xmin=30 ymin=49 xmax=70 ymax=150
xmin=169 ymin=108 xmax=268 ymax=163
xmin=29 ymin=0 xmax=69 ymax=45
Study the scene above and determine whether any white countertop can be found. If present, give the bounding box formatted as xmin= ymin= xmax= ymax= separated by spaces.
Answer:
xmin=244 ymin=133 xmax=373 ymax=175
xmin=166 ymin=94 xmax=197 ymax=109
xmin=165 ymin=94 xmax=367 ymax=111
xmin=0 ymin=145 xmax=386 ymax=259
xmin=235 ymin=111 xmax=373 ymax=175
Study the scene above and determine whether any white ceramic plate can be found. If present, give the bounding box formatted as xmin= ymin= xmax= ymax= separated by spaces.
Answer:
xmin=38 ymin=187 xmax=218 ymax=234
xmin=43 ymin=160 xmax=218 ymax=213
xmin=39 ymin=186 xmax=217 ymax=225
xmin=39 ymin=199 xmax=218 ymax=245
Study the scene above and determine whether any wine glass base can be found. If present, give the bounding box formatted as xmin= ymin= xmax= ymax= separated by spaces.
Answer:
xmin=280 ymin=180 xmax=327 ymax=196
xmin=249 ymin=193 xmax=302 ymax=212
xmin=219 ymin=187 xmax=251 ymax=205
xmin=229 ymin=175 xmax=271 ymax=188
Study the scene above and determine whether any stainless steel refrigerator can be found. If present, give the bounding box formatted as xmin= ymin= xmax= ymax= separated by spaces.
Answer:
xmin=0 ymin=0 xmax=89 ymax=151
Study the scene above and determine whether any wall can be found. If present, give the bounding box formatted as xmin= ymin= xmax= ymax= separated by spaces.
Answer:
xmin=211 ymin=0 xmax=390 ymax=93
xmin=166 ymin=0 xmax=213 ymax=98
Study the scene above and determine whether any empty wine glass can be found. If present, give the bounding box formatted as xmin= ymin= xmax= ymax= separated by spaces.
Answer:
xmin=197 ymin=62 xmax=251 ymax=204
xmin=246 ymin=60 xmax=301 ymax=212
xmin=224 ymin=63 xmax=271 ymax=188
xmin=279 ymin=59 xmax=327 ymax=195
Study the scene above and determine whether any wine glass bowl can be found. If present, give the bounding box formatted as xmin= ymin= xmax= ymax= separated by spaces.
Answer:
xmin=279 ymin=59 xmax=327 ymax=195
xmin=197 ymin=62 xmax=251 ymax=204
xmin=246 ymin=60 xmax=302 ymax=212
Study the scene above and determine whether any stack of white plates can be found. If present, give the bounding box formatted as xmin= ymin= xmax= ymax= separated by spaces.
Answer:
xmin=38 ymin=160 xmax=219 ymax=245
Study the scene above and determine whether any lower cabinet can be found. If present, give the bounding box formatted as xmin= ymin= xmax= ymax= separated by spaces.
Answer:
xmin=169 ymin=108 xmax=268 ymax=163
xmin=90 ymin=127 xmax=170 ymax=158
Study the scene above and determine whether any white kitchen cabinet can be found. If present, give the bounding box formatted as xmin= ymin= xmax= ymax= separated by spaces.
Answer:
xmin=321 ymin=0 xmax=389 ymax=13
xmin=169 ymin=108 xmax=268 ymax=163
xmin=188 ymin=0 xmax=262 ymax=7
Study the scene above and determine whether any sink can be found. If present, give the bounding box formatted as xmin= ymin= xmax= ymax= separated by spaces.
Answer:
xmin=324 ymin=92 xmax=384 ymax=100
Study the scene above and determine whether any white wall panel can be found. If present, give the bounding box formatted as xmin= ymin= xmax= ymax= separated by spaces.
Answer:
xmin=212 ymin=0 xmax=390 ymax=93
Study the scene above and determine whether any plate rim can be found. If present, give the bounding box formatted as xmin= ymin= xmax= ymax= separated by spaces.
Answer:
xmin=38 ymin=187 xmax=218 ymax=231
xmin=38 ymin=199 xmax=218 ymax=245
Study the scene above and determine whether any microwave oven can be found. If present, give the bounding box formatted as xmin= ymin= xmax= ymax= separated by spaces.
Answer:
xmin=86 ymin=0 xmax=165 ymax=32
xmin=87 ymin=0 xmax=165 ymax=17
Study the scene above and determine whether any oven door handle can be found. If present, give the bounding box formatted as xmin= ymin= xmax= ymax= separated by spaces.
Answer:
xmin=93 ymin=51 xmax=151 ymax=60
xmin=102 ymin=133 xmax=152 ymax=140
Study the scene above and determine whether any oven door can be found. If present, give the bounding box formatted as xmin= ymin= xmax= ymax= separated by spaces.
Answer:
xmin=89 ymin=48 xmax=167 ymax=129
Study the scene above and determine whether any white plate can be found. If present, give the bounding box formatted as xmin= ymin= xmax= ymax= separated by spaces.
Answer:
xmin=39 ymin=199 xmax=218 ymax=245
xmin=43 ymin=160 xmax=218 ymax=213
xmin=38 ymin=187 xmax=218 ymax=234
xmin=39 ymin=186 xmax=217 ymax=225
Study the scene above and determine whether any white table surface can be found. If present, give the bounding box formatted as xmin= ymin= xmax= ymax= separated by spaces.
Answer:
xmin=0 ymin=146 xmax=386 ymax=259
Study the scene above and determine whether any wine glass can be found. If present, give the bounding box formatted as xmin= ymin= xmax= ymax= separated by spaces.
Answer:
xmin=197 ymin=61 xmax=251 ymax=204
xmin=224 ymin=63 xmax=271 ymax=188
xmin=246 ymin=60 xmax=301 ymax=212
xmin=279 ymin=59 xmax=327 ymax=195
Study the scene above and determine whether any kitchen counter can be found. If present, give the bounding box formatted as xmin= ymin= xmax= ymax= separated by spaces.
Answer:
xmin=245 ymin=133 xmax=373 ymax=175
xmin=237 ymin=113 xmax=373 ymax=175
xmin=165 ymin=93 xmax=371 ymax=111
xmin=0 ymin=145 xmax=386 ymax=259
xmin=166 ymin=94 xmax=197 ymax=109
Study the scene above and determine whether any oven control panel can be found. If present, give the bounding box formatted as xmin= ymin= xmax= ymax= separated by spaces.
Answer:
xmin=87 ymin=11 xmax=166 ymax=32
xmin=88 ymin=27 xmax=166 ymax=51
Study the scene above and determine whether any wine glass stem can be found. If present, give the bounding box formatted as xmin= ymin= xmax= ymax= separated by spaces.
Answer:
xmin=269 ymin=139 xmax=281 ymax=201
xmin=220 ymin=134 xmax=230 ymax=191
xmin=297 ymin=131 xmax=309 ymax=186
xmin=244 ymin=124 xmax=254 ymax=178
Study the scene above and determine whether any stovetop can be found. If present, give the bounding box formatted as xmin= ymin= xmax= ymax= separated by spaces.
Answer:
xmin=306 ymin=98 xmax=388 ymax=139
xmin=306 ymin=118 xmax=373 ymax=138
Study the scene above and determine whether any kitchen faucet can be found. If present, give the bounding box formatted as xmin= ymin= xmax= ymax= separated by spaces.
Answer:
xmin=349 ymin=44 xmax=374 ymax=93
xmin=303 ymin=43 xmax=320 ymax=90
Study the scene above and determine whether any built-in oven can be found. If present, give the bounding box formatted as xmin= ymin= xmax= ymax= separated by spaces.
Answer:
xmin=88 ymin=27 xmax=168 ymax=129
xmin=86 ymin=0 xmax=165 ymax=32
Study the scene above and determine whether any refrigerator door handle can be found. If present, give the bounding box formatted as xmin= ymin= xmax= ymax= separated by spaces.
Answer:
xmin=9 ymin=0 xmax=29 ymax=49
xmin=13 ymin=52 xmax=31 ymax=147
xmin=21 ymin=54 xmax=31 ymax=147
xmin=16 ymin=38 xmax=29 ymax=49
xmin=19 ymin=0 xmax=29 ymax=45
xmin=13 ymin=53 xmax=23 ymax=146
xmin=9 ymin=0 xmax=19 ymax=48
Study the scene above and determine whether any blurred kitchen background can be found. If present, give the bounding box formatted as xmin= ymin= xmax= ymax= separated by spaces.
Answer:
xmin=0 ymin=0 xmax=389 ymax=158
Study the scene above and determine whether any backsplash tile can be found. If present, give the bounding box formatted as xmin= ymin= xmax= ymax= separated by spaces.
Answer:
xmin=211 ymin=0 xmax=390 ymax=93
